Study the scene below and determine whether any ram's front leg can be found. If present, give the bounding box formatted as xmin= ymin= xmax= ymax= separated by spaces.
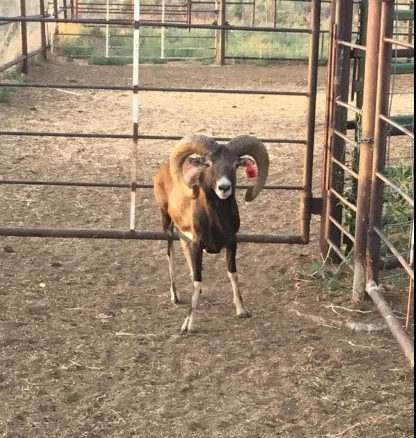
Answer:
xmin=226 ymin=242 xmax=251 ymax=318
xmin=161 ymin=210 xmax=181 ymax=305
xmin=181 ymin=244 xmax=203 ymax=334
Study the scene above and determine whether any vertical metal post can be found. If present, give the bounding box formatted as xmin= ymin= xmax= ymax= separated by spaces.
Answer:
xmin=63 ymin=0 xmax=68 ymax=19
xmin=300 ymin=0 xmax=321 ymax=243
xmin=187 ymin=0 xmax=192 ymax=30
xmin=52 ymin=0 xmax=59 ymax=55
xmin=352 ymin=0 xmax=383 ymax=303
xmin=320 ymin=2 xmax=336 ymax=257
xmin=20 ymin=0 xmax=28 ymax=74
xmin=273 ymin=0 xmax=277 ymax=28
xmin=408 ymin=1 xmax=414 ymax=63
xmin=70 ymin=0 xmax=74 ymax=18
xmin=216 ymin=0 xmax=226 ymax=65
xmin=321 ymin=0 xmax=354 ymax=260
xmin=76 ymin=0 xmax=79 ymax=18
xmin=105 ymin=0 xmax=110 ymax=58
xmin=131 ymin=0 xmax=140 ymax=230
xmin=367 ymin=0 xmax=394 ymax=285
xmin=252 ymin=0 xmax=256 ymax=27
xmin=40 ymin=0 xmax=47 ymax=59
xmin=161 ymin=0 xmax=166 ymax=59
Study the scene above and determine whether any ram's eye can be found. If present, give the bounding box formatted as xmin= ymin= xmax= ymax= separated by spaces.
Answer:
xmin=189 ymin=157 xmax=206 ymax=166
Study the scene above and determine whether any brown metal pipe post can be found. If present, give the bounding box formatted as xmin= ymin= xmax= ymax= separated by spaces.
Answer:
xmin=53 ymin=0 xmax=58 ymax=18
xmin=187 ymin=0 xmax=192 ymax=30
xmin=39 ymin=0 xmax=47 ymax=59
xmin=63 ymin=0 xmax=68 ymax=19
xmin=300 ymin=0 xmax=321 ymax=242
xmin=407 ymin=1 xmax=414 ymax=62
xmin=252 ymin=0 xmax=256 ymax=27
xmin=352 ymin=0 xmax=383 ymax=303
xmin=216 ymin=0 xmax=226 ymax=65
xmin=19 ymin=0 xmax=28 ymax=74
xmin=321 ymin=0 xmax=353 ymax=261
xmin=366 ymin=0 xmax=394 ymax=284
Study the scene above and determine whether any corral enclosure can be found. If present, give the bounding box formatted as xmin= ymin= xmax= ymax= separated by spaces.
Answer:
xmin=0 ymin=0 xmax=415 ymax=437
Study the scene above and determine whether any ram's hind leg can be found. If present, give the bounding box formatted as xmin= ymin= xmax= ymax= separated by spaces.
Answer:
xmin=226 ymin=242 xmax=251 ymax=318
xmin=161 ymin=209 xmax=180 ymax=304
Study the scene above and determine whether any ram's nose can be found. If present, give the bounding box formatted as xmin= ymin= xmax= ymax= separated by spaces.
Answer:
xmin=215 ymin=177 xmax=232 ymax=199
xmin=218 ymin=183 xmax=231 ymax=192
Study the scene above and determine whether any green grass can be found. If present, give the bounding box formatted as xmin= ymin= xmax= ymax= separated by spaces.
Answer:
xmin=297 ymin=249 xmax=353 ymax=294
xmin=341 ymin=158 xmax=413 ymax=265
xmin=0 ymin=68 xmax=27 ymax=103
xmin=60 ymin=25 xmax=327 ymax=64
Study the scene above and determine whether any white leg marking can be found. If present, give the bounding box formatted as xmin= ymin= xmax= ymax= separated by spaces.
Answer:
xmin=167 ymin=242 xmax=180 ymax=304
xmin=181 ymin=281 xmax=202 ymax=333
xmin=179 ymin=230 xmax=194 ymax=241
xmin=227 ymin=271 xmax=251 ymax=318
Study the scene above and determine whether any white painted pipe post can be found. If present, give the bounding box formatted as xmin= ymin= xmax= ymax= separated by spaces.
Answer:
xmin=130 ymin=0 xmax=140 ymax=230
xmin=105 ymin=0 xmax=109 ymax=57
xmin=161 ymin=0 xmax=166 ymax=59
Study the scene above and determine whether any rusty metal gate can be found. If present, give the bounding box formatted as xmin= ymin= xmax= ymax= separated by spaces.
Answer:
xmin=321 ymin=0 xmax=414 ymax=365
xmin=0 ymin=0 xmax=322 ymax=245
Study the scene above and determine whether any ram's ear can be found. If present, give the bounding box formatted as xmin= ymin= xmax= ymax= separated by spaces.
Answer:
xmin=236 ymin=157 xmax=254 ymax=167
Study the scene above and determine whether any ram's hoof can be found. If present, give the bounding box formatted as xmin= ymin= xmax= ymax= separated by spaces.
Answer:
xmin=170 ymin=287 xmax=181 ymax=305
xmin=237 ymin=308 xmax=251 ymax=318
xmin=180 ymin=317 xmax=195 ymax=334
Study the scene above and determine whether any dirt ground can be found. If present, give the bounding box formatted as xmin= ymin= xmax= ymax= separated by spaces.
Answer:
xmin=0 ymin=58 xmax=414 ymax=438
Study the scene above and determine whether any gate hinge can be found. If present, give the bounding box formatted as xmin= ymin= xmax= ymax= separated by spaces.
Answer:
xmin=310 ymin=197 xmax=323 ymax=215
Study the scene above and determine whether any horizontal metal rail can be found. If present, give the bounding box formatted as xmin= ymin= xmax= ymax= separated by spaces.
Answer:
xmin=335 ymin=99 xmax=362 ymax=114
xmin=327 ymin=238 xmax=352 ymax=267
xmin=225 ymin=56 xmax=314 ymax=62
xmin=375 ymin=172 xmax=414 ymax=207
xmin=58 ymin=33 xmax=215 ymax=39
xmin=374 ymin=227 xmax=414 ymax=280
xmin=330 ymin=156 xmax=359 ymax=179
xmin=0 ymin=131 xmax=307 ymax=144
xmin=379 ymin=114 xmax=414 ymax=139
xmin=0 ymin=47 xmax=44 ymax=73
xmin=0 ymin=16 xmax=311 ymax=33
xmin=0 ymin=82 xmax=309 ymax=96
xmin=384 ymin=37 xmax=415 ymax=49
xmin=329 ymin=188 xmax=357 ymax=212
xmin=366 ymin=280 xmax=414 ymax=368
xmin=0 ymin=179 xmax=303 ymax=191
xmin=0 ymin=227 xmax=306 ymax=244
xmin=333 ymin=128 xmax=357 ymax=146
xmin=329 ymin=215 xmax=355 ymax=243
xmin=337 ymin=40 xmax=367 ymax=51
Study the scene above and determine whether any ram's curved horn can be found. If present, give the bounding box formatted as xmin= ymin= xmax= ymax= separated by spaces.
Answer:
xmin=227 ymin=135 xmax=269 ymax=202
xmin=170 ymin=135 xmax=219 ymax=198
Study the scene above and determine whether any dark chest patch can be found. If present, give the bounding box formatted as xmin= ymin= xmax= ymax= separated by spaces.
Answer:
xmin=193 ymin=197 xmax=240 ymax=252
